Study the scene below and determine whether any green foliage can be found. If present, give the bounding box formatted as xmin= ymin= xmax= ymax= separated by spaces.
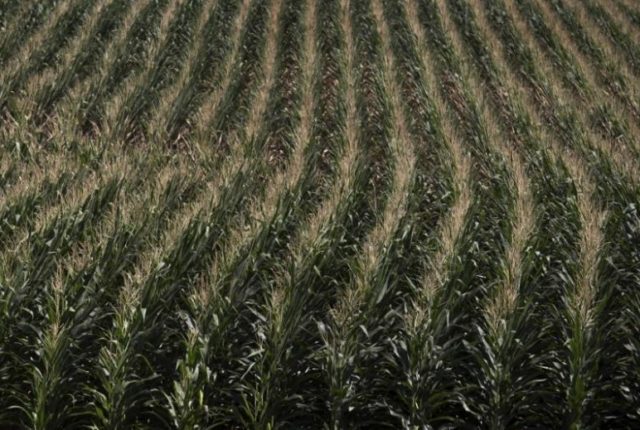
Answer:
xmin=0 ymin=0 xmax=638 ymax=427
xmin=0 ymin=0 xmax=58 ymax=65
xmin=1 ymin=0 xmax=99 ymax=117
xmin=79 ymin=0 xmax=172 ymax=134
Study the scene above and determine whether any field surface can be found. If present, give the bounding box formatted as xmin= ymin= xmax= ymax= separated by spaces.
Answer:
xmin=1 ymin=0 xmax=640 ymax=428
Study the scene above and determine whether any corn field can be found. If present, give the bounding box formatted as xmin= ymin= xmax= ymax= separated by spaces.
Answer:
xmin=1 ymin=0 xmax=639 ymax=428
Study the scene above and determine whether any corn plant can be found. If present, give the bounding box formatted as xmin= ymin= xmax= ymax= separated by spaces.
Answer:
xmin=0 ymin=171 xmax=78 ymax=251
xmin=0 ymin=0 xmax=98 ymax=118
xmin=207 ymin=0 xmax=274 ymax=143
xmin=78 ymin=0 xmax=171 ymax=134
xmin=580 ymin=0 xmax=640 ymax=76
xmin=446 ymin=0 xmax=583 ymax=425
xmin=0 ymin=0 xmax=59 ymax=65
xmin=34 ymin=0 xmax=134 ymax=122
xmin=613 ymin=0 xmax=640 ymax=32
xmin=112 ymin=0 xmax=205 ymax=141
xmin=514 ymin=0 xmax=639 ymax=158
xmin=0 ymin=0 xmax=22 ymax=34
xmin=0 ymin=0 xmax=639 ymax=427
xmin=545 ymin=0 xmax=633 ymax=102
xmin=164 ymin=0 xmax=243 ymax=142
xmin=0 ymin=177 xmax=122 ymax=425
